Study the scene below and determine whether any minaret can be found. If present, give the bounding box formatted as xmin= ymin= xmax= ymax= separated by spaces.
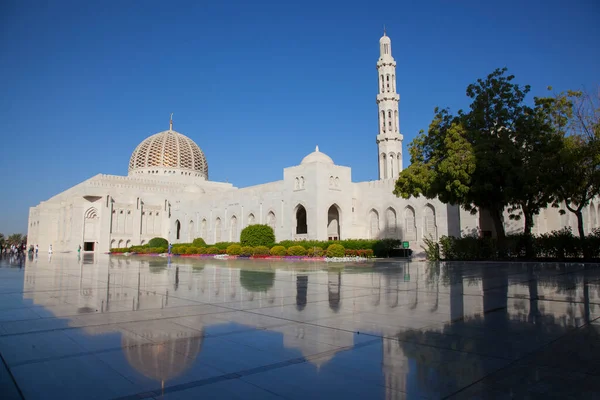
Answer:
xmin=376 ymin=31 xmax=403 ymax=180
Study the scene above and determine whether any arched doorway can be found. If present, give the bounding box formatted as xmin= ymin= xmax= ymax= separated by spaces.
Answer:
xmin=175 ymin=220 xmax=181 ymax=240
xmin=327 ymin=205 xmax=340 ymax=240
xmin=369 ymin=209 xmax=379 ymax=239
xmin=295 ymin=205 xmax=307 ymax=234
xmin=83 ymin=207 xmax=99 ymax=251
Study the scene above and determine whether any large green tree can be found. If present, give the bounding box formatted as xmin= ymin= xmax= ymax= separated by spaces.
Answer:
xmin=395 ymin=68 xmax=545 ymax=249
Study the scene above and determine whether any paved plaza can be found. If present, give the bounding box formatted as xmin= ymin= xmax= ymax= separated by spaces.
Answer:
xmin=0 ymin=254 xmax=599 ymax=399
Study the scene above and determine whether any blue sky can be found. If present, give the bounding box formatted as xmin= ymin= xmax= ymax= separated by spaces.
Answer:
xmin=1 ymin=0 xmax=598 ymax=234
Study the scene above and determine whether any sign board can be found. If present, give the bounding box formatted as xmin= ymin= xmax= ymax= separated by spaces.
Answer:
xmin=402 ymin=241 xmax=409 ymax=249
xmin=404 ymin=274 xmax=410 ymax=282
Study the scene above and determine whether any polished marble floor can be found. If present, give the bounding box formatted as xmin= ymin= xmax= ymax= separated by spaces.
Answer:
xmin=0 ymin=254 xmax=599 ymax=399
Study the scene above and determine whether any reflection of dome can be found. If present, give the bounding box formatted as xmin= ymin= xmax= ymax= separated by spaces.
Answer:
xmin=301 ymin=146 xmax=334 ymax=165
xmin=122 ymin=330 xmax=203 ymax=383
xmin=128 ymin=126 xmax=209 ymax=179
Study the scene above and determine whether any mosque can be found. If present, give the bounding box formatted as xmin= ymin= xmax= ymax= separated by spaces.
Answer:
xmin=27 ymin=33 xmax=595 ymax=254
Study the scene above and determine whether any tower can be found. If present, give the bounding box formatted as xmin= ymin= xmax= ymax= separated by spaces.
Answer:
xmin=376 ymin=31 xmax=403 ymax=180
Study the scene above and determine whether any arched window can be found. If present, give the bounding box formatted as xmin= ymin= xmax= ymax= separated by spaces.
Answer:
xmin=295 ymin=205 xmax=307 ymax=234
xmin=201 ymin=219 xmax=207 ymax=239
xmin=300 ymin=176 xmax=305 ymax=189
xmin=215 ymin=218 xmax=222 ymax=242
xmin=266 ymin=211 xmax=276 ymax=231
xmin=389 ymin=153 xmax=395 ymax=178
xmin=381 ymin=154 xmax=388 ymax=179
xmin=385 ymin=207 xmax=397 ymax=237
xmin=380 ymin=74 xmax=384 ymax=92
xmin=388 ymin=110 xmax=392 ymax=131
xmin=423 ymin=205 xmax=437 ymax=240
xmin=230 ymin=215 xmax=238 ymax=241
xmin=386 ymin=74 xmax=390 ymax=91
xmin=188 ymin=220 xmax=194 ymax=242
xmin=247 ymin=213 xmax=255 ymax=225
xmin=369 ymin=209 xmax=379 ymax=239
xmin=175 ymin=220 xmax=181 ymax=240
xmin=381 ymin=111 xmax=386 ymax=132
xmin=394 ymin=110 xmax=398 ymax=132
xmin=392 ymin=74 xmax=395 ymax=92
xmin=329 ymin=176 xmax=334 ymax=186
xmin=404 ymin=207 xmax=416 ymax=241
xmin=295 ymin=177 xmax=299 ymax=190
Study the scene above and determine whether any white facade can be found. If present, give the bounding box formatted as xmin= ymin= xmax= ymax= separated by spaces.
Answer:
xmin=27 ymin=33 xmax=599 ymax=254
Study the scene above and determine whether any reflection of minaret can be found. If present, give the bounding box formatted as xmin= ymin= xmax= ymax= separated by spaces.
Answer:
xmin=328 ymin=271 xmax=341 ymax=312
xmin=296 ymin=275 xmax=308 ymax=311
xmin=174 ymin=266 xmax=179 ymax=291
xmin=382 ymin=336 xmax=408 ymax=399
xmin=384 ymin=270 xmax=400 ymax=308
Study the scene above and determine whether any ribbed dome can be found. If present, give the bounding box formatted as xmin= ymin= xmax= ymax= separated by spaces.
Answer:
xmin=128 ymin=129 xmax=208 ymax=179
xmin=301 ymin=146 xmax=334 ymax=165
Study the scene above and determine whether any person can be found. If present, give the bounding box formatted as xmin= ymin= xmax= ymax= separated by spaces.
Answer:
xmin=78 ymin=245 xmax=81 ymax=254
xmin=35 ymin=244 xmax=39 ymax=256
xmin=48 ymin=244 xmax=53 ymax=254
xmin=168 ymin=243 xmax=173 ymax=255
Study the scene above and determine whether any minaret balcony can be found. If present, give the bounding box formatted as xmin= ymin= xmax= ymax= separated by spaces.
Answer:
xmin=376 ymin=93 xmax=400 ymax=102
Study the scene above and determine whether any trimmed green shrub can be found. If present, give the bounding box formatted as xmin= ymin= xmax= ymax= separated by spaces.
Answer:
xmin=306 ymin=246 xmax=324 ymax=257
xmin=192 ymin=238 xmax=207 ymax=247
xmin=287 ymin=245 xmax=307 ymax=256
xmin=240 ymin=224 xmax=276 ymax=247
xmin=214 ymin=242 xmax=235 ymax=250
xmin=240 ymin=246 xmax=254 ymax=256
xmin=148 ymin=237 xmax=168 ymax=248
xmin=226 ymin=244 xmax=242 ymax=255
xmin=196 ymin=247 xmax=207 ymax=255
xmin=253 ymin=245 xmax=270 ymax=255
xmin=270 ymin=245 xmax=287 ymax=256
xmin=185 ymin=246 xmax=197 ymax=255
xmin=172 ymin=246 xmax=187 ymax=255
xmin=205 ymin=246 xmax=219 ymax=255
xmin=326 ymin=244 xmax=345 ymax=258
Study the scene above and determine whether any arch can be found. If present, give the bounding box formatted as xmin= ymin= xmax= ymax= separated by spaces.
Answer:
xmin=83 ymin=207 xmax=99 ymax=246
xmin=266 ymin=211 xmax=276 ymax=231
xmin=175 ymin=220 xmax=181 ymax=240
xmin=369 ymin=209 xmax=380 ymax=239
xmin=110 ymin=239 xmax=116 ymax=249
xmin=329 ymin=176 xmax=334 ymax=186
xmin=389 ymin=153 xmax=395 ymax=178
xmin=404 ymin=206 xmax=417 ymax=241
xmin=385 ymin=207 xmax=397 ymax=238
xmin=590 ymin=202 xmax=597 ymax=230
xmin=327 ymin=204 xmax=341 ymax=240
xmin=230 ymin=215 xmax=238 ymax=241
xmin=215 ymin=218 xmax=222 ymax=242
xmin=85 ymin=208 xmax=98 ymax=219
xmin=380 ymin=111 xmax=385 ymax=132
xmin=188 ymin=220 xmax=194 ymax=242
xmin=381 ymin=153 xmax=387 ymax=179
xmin=201 ymin=219 xmax=207 ymax=239
xmin=295 ymin=205 xmax=307 ymax=234
xmin=140 ymin=240 xmax=145 ymax=245
xmin=247 ymin=213 xmax=255 ymax=225
xmin=118 ymin=239 xmax=123 ymax=248
xmin=394 ymin=109 xmax=398 ymax=132
xmin=295 ymin=177 xmax=299 ymax=190
xmin=334 ymin=177 xmax=339 ymax=187
xmin=423 ymin=204 xmax=437 ymax=240
xmin=300 ymin=176 xmax=305 ymax=189
xmin=125 ymin=239 xmax=131 ymax=248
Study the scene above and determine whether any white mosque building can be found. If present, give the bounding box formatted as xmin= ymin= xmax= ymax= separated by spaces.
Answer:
xmin=27 ymin=33 xmax=597 ymax=254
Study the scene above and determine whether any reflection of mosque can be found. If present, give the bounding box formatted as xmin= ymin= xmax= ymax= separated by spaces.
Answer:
xmin=21 ymin=257 xmax=600 ymax=396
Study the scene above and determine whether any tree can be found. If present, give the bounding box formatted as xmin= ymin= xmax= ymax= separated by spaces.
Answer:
xmin=7 ymin=233 xmax=23 ymax=246
xmin=395 ymin=68 xmax=538 ymax=253
xmin=543 ymin=88 xmax=600 ymax=254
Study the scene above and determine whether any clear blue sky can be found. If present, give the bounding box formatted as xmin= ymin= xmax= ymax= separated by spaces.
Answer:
xmin=1 ymin=0 xmax=598 ymax=234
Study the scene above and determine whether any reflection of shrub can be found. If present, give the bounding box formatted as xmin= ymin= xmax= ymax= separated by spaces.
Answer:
xmin=270 ymin=245 xmax=287 ymax=256
xmin=240 ymin=270 xmax=275 ymax=292
xmin=306 ymin=246 xmax=324 ymax=257
xmin=226 ymin=244 xmax=242 ymax=255
xmin=253 ymin=245 xmax=270 ymax=256
xmin=240 ymin=246 xmax=254 ymax=256
xmin=205 ymin=246 xmax=219 ymax=255
xmin=240 ymin=224 xmax=276 ymax=247
xmin=192 ymin=238 xmax=207 ymax=247
xmin=326 ymin=244 xmax=345 ymax=258
xmin=287 ymin=245 xmax=307 ymax=256
xmin=148 ymin=237 xmax=168 ymax=248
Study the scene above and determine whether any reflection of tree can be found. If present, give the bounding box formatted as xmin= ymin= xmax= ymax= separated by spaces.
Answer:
xmin=148 ymin=259 xmax=167 ymax=274
xmin=239 ymin=270 xmax=275 ymax=293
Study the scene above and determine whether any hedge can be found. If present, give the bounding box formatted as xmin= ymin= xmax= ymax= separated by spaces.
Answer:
xmin=240 ymin=224 xmax=276 ymax=247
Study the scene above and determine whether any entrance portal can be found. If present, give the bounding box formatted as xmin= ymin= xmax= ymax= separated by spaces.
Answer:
xmin=295 ymin=205 xmax=307 ymax=234
xmin=327 ymin=205 xmax=340 ymax=240
xmin=84 ymin=242 xmax=95 ymax=251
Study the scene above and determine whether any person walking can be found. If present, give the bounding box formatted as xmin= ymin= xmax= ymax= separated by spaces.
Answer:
xmin=35 ymin=244 xmax=39 ymax=256
xmin=48 ymin=244 xmax=53 ymax=254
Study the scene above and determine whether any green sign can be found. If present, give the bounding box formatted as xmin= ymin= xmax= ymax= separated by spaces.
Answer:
xmin=402 ymin=241 xmax=409 ymax=249
xmin=404 ymin=274 xmax=410 ymax=282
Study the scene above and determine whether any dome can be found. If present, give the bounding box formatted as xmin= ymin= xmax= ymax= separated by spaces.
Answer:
xmin=128 ymin=126 xmax=208 ymax=179
xmin=301 ymin=146 xmax=334 ymax=165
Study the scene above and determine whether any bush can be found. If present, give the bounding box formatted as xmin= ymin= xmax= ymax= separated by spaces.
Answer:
xmin=148 ymin=237 xmax=168 ymax=248
xmin=172 ymin=246 xmax=187 ymax=255
xmin=240 ymin=246 xmax=254 ymax=256
xmin=195 ymin=247 xmax=207 ymax=254
xmin=185 ymin=246 xmax=197 ymax=255
xmin=192 ymin=238 xmax=207 ymax=247
xmin=205 ymin=246 xmax=219 ymax=254
xmin=240 ymin=224 xmax=276 ymax=247
xmin=214 ymin=242 xmax=235 ymax=250
xmin=372 ymin=239 xmax=402 ymax=258
xmin=326 ymin=244 xmax=345 ymax=258
xmin=253 ymin=245 xmax=270 ymax=256
xmin=287 ymin=245 xmax=307 ymax=256
xmin=110 ymin=248 xmax=128 ymax=253
xmin=270 ymin=245 xmax=287 ymax=256
xmin=421 ymin=235 xmax=440 ymax=261
xmin=226 ymin=244 xmax=242 ymax=255
xmin=306 ymin=246 xmax=324 ymax=257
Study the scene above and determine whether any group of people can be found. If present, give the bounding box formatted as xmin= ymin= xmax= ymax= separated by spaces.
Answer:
xmin=0 ymin=242 xmax=27 ymax=256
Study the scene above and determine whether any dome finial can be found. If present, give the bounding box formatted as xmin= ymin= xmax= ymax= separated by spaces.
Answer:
xmin=169 ymin=113 xmax=173 ymax=131
xmin=383 ymin=24 xmax=386 ymax=36
xmin=316 ymin=145 xmax=319 ymax=152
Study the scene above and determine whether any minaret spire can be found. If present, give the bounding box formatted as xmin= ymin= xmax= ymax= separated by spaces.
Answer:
xmin=376 ymin=32 xmax=403 ymax=180
xmin=169 ymin=113 xmax=173 ymax=130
